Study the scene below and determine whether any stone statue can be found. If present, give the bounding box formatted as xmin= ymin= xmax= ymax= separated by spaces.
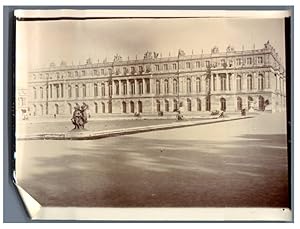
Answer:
xmin=178 ymin=49 xmax=186 ymax=57
xmin=113 ymin=54 xmax=122 ymax=62
xmin=71 ymin=103 xmax=88 ymax=130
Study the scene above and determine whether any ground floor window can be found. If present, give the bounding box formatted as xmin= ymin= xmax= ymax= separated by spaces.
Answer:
xmin=220 ymin=98 xmax=226 ymax=111
xmin=187 ymin=99 xmax=192 ymax=111
xmin=197 ymin=99 xmax=201 ymax=111
xmin=165 ymin=100 xmax=169 ymax=112
xmin=122 ymin=101 xmax=126 ymax=113
xmin=259 ymin=96 xmax=265 ymax=111
xmin=138 ymin=101 xmax=143 ymax=113
xmin=130 ymin=101 xmax=134 ymax=113
xmin=237 ymin=97 xmax=242 ymax=111
xmin=206 ymin=96 xmax=211 ymax=111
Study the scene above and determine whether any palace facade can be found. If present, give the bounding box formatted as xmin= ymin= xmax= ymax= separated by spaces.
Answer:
xmin=26 ymin=41 xmax=286 ymax=117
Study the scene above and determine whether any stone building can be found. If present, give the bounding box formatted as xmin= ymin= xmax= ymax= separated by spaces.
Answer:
xmin=27 ymin=41 xmax=286 ymax=118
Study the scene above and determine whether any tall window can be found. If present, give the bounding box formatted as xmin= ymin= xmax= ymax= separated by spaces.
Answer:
xmin=258 ymin=74 xmax=264 ymax=90
xmin=40 ymin=87 xmax=43 ymax=99
xmin=101 ymin=83 xmax=106 ymax=96
xmin=155 ymin=65 xmax=160 ymax=71
xmin=237 ymin=97 xmax=242 ymax=111
xmin=173 ymin=99 xmax=178 ymax=111
xmin=156 ymin=80 xmax=161 ymax=94
xmin=186 ymin=78 xmax=191 ymax=93
xmin=220 ymin=75 xmax=226 ymax=91
xmin=173 ymin=79 xmax=178 ymax=94
xmin=138 ymin=80 xmax=143 ymax=95
xmin=68 ymin=103 xmax=72 ymax=114
xmin=145 ymin=79 xmax=150 ymax=93
xmin=156 ymin=100 xmax=161 ymax=112
xmin=55 ymin=104 xmax=59 ymax=115
xmin=165 ymin=100 xmax=169 ymax=112
xmin=122 ymin=101 xmax=126 ymax=113
xmin=68 ymin=85 xmax=72 ymax=98
xmin=163 ymin=64 xmax=168 ymax=71
xmin=187 ymin=98 xmax=192 ymax=111
xmin=186 ymin=62 xmax=191 ymax=69
xmin=164 ymin=79 xmax=169 ymax=94
xmin=247 ymin=57 xmax=253 ymax=65
xmin=205 ymin=60 xmax=210 ymax=67
xmin=228 ymin=74 xmax=232 ymax=91
xmin=236 ymin=75 xmax=242 ymax=91
xmin=94 ymin=83 xmax=98 ymax=96
xmin=33 ymin=87 xmax=37 ymax=99
xmin=75 ymin=85 xmax=79 ymax=98
xmin=130 ymin=80 xmax=135 ymax=95
xmin=75 ymin=71 xmax=78 ymax=77
xmin=102 ymin=102 xmax=105 ymax=113
xmin=56 ymin=85 xmax=59 ymax=98
xmin=220 ymin=98 xmax=226 ymax=111
xmin=82 ymin=84 xmax=86 ymax=97
xmin=196 ymin=77 xmax=201 ymax=93
xmin=197 ymin=98 xmax=201 ymax=111
xmin=115 ymin=81 xmax=119 ymax=95
xmin=101 ymin=69 xmax=105 ymax=75
xmin=196 ymin=61 xmax=201 ymax=68
xmin=247 ymin=74 xmax=253 ymax=90
xmin=94 ymin=102 xmax=98 ymax=113
xmin=258 ymin=56 xmax=263 ymax=64
xmin=122 ymin=81 xmax=127 ymax=95
xmin=236 ymin=58 xmax=242 ymax=66
xmin=60 ymin=83 xmax=64 ymax=98
xmin=81 ymin=70 xmax=86 ymax=76
xmin=172 ymin=63 xmax=177 ymax=70
xmin=213 ymin=75 xmax=216 ymax=91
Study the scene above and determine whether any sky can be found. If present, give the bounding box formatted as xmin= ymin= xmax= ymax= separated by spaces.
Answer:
xmin=16 ymin=17 xmax=285 ymax=82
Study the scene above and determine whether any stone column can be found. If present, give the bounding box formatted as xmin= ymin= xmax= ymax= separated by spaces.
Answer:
xmin=226 ymin=73 xmax=229 ymax=91
xmin=216 ymin=74 xmax=220 ymax=92
xmin=126 ymin=79 xmax=130 ymax=95
xmin=134 ymin=79 xmax=138 ymax=95
xmin=142 ymin=78 xmax=146 ymax=95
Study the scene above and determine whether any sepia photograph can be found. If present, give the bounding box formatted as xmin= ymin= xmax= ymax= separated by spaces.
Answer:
xmin=14 ymin=9 xmax=291 ymax=221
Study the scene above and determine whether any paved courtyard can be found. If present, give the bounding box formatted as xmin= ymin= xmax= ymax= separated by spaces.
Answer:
xmin=16 ymin=112 xmax=289 ymax=207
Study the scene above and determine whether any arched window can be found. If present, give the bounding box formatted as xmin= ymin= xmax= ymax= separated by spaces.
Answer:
xmin=206 ymin=96 xmax=211 ymax=111
xmin=236 ymin=75 xmax=242 ymax=91
xmin=115 ymin=81 xmax=119 ymax=95
xmin=122 ymin=81 xmax=127 ymax=95
xmin=220 ymin=98 xmax=226 ymax=111
xmin=33 ymin=87 xmax=37 ymax=99
xmin=130 ymin=80 xmax=135 ymax=95
xmin=101 ymin=83 xmax=105 ymax=96
xmin=156 ymin=100 xmax=161 ymax=112
xmin=138 ymin=80 xmax=143 ymax=95
xmin=247 ymin=74 xmax=253 ymax=90
xmin=68 ymin=85 xmax=72 ymax=98
xmin=165 ymin=100 xmax=169 ymax=112
xmin=82 ymin=84 xmax=86 ymax=97
xmin=122 ymin=101 xmax=126 ymax=113
xmin=68 ymin=103 xmax=72 ymax=114
xmin=40 ymin=87 xmax=43 ymax=99
xmin=75 ymin=85 xmax=79 ymax=98
xmin=94 ymin=83 xmax=98 ymax=96
xmin=173 ymin=99 xmax=178 ymax=111
xmin=173 ymin=79 xmax=178 ymax=94
xmin=196 ymin=77 xmax=201 ymax=93
xmin=56 ymin=84 xmax=59 ymax=98
xmin=164 ymin=79 xmax=169 ymax=94
xmin=101 ymin=102 xmax=105 ymax=113
xmin=138 ymin=101 xmax=143 ymax=113
xmin=237 ymin=97 xmax=242 ymax=111
xmin=187 ymin=78 xmax=192 ymax=93
xmin=187 ymin=98 xmax=192 ymax=111
xmin=197 ymin=98 xmax=201 ymax=111
xmin=94 ymin=102 xmax=98 ymax=113
xmin=259 ymin=96 xmax=265 ymax=111
xmin=130 ymin=101 xmax=134 ymax=113
xmin=40 ymin=104 xmax=43 ymax=115
xmin=33 ymin=104 xmax=37 ymax=116
xmin=55 ymin=104 xmax=59 ymax=115
xmin=156 ymin=80 xmax=161 ymax=94
xmin=258 ymin=74 xmax=264 ymax=90
xmin=248 ymin=96 xmax=253 ymax=110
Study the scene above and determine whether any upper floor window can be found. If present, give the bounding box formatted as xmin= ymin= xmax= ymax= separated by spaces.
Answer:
xmin=258 ymin=56 xmax=263 ymax=64
xmin=155 ymin=65 xmax=160 ymax=71
xmin=81 ymin=70 xmax=86 ymax=76
xmin=196 ymin=61 xmax=201 ymax=68
xmin=247 ymin=57 xmax=253 ymax=65
xmin=139 ymin=66 xmax=143 ymax=73
xmin=93 ymin=69 xmax=98 ymax=75
xmin=236 ymin=58 xmax=242 ymax=66
xmin=163 ymin=64 xmax=168 ymax=71
xmin=205 ymin=60 xmax=210 ymax=68
xmin=75 ymin=71 xmax=79 ymax=77
xmin=100 ymin=69 xmax=105 ymax=75
xmin=172 ymin=63 xmax=177 ymax=70
xmin=186 ymin=62 xmax=191 ymax=69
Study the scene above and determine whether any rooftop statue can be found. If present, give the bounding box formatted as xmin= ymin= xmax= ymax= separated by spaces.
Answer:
xmin=86 ymin=58 xmax=92 ymax=65
xmin=178 ymin=49 xmax=186 ymax=57
xmin=211 ymin=46 xmax=219 ymax=54
xmin=226 ymin=45 xmax=235 ymax=53
xmin=113 ymin=54 xmax=122 ymax=62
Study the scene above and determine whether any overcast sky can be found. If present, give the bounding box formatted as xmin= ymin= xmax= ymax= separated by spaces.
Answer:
xmin=16 ymin=17 xmax=285 ymax=82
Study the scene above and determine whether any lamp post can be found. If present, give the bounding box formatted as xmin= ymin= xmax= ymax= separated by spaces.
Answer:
xmin=206 ymin=63 xmax=212 ymax=111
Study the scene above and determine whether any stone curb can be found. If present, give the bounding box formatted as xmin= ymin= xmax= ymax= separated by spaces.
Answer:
xmin=17 ymin=116 xmax=253 ymax=141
